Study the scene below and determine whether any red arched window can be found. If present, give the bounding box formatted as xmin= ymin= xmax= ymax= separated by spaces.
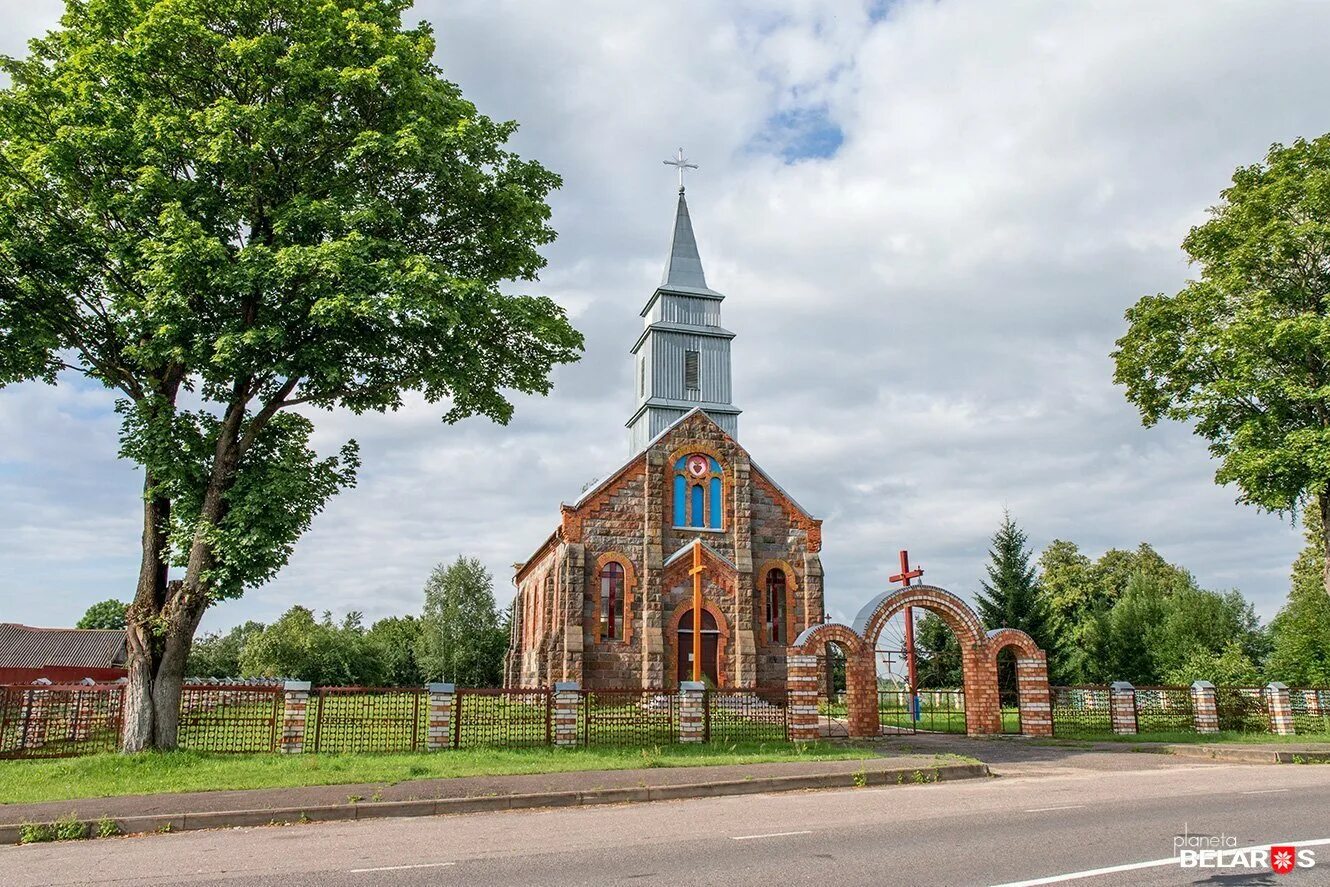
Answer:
xmin=600 ymin=562 xmax=625 ymax=642
xmin=765 ymin=568 xmax=786 ymax=644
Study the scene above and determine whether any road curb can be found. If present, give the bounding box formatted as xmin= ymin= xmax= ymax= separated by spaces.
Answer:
xmin=1164 ymin=744 xmax=1330 ymax=765
xmin=0 ymin=761 xmax=988 ymax=845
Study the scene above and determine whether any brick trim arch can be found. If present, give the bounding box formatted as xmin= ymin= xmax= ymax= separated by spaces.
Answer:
xmin=754 ymin=559 xmax=799 ymax=648
xmin=853 ymin=584 xmax=987 ymax=652
xmin=985 ymin=628 xmax=1041 ymax=660
xmin=790 ymin=623 xmax=875 ymax=737
xmin=591 ymin=551 xmax=637 ymax=646
xmin=666 ymin=598 xmax=732 ymax=687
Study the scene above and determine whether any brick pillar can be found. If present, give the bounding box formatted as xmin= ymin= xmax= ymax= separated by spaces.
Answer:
xmin=1190 ymin=680 xmax=1218 ymax=734
xmin=786 ymin=653 xmax=821 ymax=741
xmin=679 ymin=681 xmax=706 ymax=743
xmin=1109 ymin=681 xmax=1137 ymax=734
xmin=552 ymin=681 xmax=581 ymax=747
xmin=1267 ymin=682 xmax=1294 ymax=735
xmin=963 ymin=646 xmax=1001 ymax=735
xmin=279 ymin=681 xmax=311 ymax=754
xmin=425 ymin=683 xmax=455 ymax=751
xmin=845 ymin=649 xmax=879 ymax=738
xmin=1016 ymin=653 xmax=1052 ymax=737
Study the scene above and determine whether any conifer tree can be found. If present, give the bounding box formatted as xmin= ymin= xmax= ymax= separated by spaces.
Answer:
xmin=976 ymin=512 xmax=1061 ymax=663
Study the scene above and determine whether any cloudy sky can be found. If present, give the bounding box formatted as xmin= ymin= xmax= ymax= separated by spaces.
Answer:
xmin=2 ymin=0 xmax=1328 ymax=634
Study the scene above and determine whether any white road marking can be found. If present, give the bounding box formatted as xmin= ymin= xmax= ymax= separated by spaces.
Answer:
xmin=348 ymin=862 xmax=456 ymax=873
xmin=989 ymin=836 xmax=1330 ymax=887
xmin=730 ymin=830 xmax=813 ymax=841
xmin=1241 ymin=788 xmax=1290 ymax=794
xmin=1024 ymin=805 xmax=1086 ymax=813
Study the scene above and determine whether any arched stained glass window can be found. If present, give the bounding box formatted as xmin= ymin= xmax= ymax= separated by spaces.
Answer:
xmin=600 ymin=562 xmax=625 ymax=642
xmin=672 ymin=454 xmax=724 ymax=529
xmin=765 ymin=568 xmax=786 ymax=644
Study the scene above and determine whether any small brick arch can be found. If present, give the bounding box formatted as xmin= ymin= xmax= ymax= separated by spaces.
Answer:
xmin=986 ymin=628 xmax=1052 ymax=737
xmin=789 ymin=623 xmax=877 ymax=738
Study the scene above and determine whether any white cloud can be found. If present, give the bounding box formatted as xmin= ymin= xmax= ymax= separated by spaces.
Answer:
xmin=0 ymin=0 xmax=1319 ymax=632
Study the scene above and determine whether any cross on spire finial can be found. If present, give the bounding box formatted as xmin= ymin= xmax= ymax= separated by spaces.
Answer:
xmin=663 ymin=147 xmax=698 ymax=192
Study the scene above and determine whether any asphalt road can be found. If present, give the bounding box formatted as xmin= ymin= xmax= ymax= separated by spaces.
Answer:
xmin=5 ymin=751 xmax=1329 ymax=886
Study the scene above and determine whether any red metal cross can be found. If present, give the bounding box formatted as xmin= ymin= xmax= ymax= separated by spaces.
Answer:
xmin=889 ymin=550 xmax=923 ymax=588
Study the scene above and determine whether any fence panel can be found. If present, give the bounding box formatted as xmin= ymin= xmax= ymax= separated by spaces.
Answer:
xmin=1290 ymin=688 xmax=1330 ymax=736
xmin=583 ymin=689 xmax=678 ymax=746
xmin=1051 ymin=686 xmax=1113 ymax=737
xmin=177 ymin=684 xmax=282 ymax=753
xmin=705 ymin=688 xmax=788 ymax=743
xmin=1215 ymin=687 xmax=1271 ymax=734
xmin=453 ymin=689 xmax=551 ymax=748
xmin=0 ymin=684 xmax=124 ymax=758
xmin=1134 ymin=686 xmax=1195 ymax=735
xmin=918 ymin=688 xmax=967 ymax=734
xmin=313 ymin=687 xmax=426 ymax=753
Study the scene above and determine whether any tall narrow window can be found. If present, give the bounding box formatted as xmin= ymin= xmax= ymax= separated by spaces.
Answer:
xmin=684 ymin=350 xmax=700 ymax=393
xmin=765 ymin=568 xmax=787 ymax=644
xmin=673 ymin=454 xmax=724 ymax=529
xmin=638 ymin=358 xmax=645 ymax=398
xmin=600 ymin=562 xmax=625 ymax=641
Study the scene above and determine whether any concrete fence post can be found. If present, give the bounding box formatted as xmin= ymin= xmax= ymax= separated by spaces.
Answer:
xmin=1190 ymin=680 xmax=1219 ymax=734
xmin=786 ymin=654 xmax=821 ymax=742
xmin=425 ymin=683 xmax=455 ymax=751
xmin=1267 ymin=682 xmax=1295 ymax=735
xmin=1109 ymin=681 xmax=1138 ymax=735
xmin=552 ymin=682 xmax=581 ymax=748
xmin=279 ymin=680 xmax=312 ymax=754
xmin=679 ymin=681 xmax=706 ymax=743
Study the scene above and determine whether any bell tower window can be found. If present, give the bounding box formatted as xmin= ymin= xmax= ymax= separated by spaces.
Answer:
xmin=673 ymin=454 xmax=723 ymax=529
xmin=684 ymin=350 xmax=700 ymax=394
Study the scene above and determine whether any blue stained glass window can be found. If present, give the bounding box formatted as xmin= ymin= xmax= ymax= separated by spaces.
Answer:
xmin=674 ymin=475 xmax=686 ymax=526
xmin=690 ymin=484 xmax=705 ymax=527
xmin=708 ymin=477 xmax=722 ymax=528
xmin=709 ymin=457 xmax=721 ymax=474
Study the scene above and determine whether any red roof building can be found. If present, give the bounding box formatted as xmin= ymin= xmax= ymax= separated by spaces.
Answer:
xmin=0 ymin=623 xmax=127 ymax=684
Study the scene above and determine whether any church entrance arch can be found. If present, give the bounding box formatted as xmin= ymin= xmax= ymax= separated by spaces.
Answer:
xmin=677 ymin=608 xmax=720 ymax=686
xmin=789 ymin=585 xmax=1052 ymax=739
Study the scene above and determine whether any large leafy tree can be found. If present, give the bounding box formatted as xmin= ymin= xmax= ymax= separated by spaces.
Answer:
xmin=416 ymin=556 xmax=506 ymax=686
xmin=76 ymin=599 xmax=128 ymax=630
xmin=1268 ymin=505 xmax=1330 ymax=684
xmin=0 ymin=0 xmax=580 ymax=749
xmin=1113 ymin=135 xmax=1330 ymax=597
xmin=186 ymin=619 xmax=265 ymax=678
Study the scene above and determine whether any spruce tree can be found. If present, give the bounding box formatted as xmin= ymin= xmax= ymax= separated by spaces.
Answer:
xmin=976 ymin=512 xmax=1061 ymax=662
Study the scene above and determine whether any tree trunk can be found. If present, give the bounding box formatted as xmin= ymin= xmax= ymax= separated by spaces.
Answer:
xmin=1320 ymin=488 xmax=1330 ymax=599
xmin=122 ymin=472 xmax=171 ymax=753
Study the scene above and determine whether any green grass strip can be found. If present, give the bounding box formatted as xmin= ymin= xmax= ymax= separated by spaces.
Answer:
xmin=0 ymin=742 xmax=881 ymax=806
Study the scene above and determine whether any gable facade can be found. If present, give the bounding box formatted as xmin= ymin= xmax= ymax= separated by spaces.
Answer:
xmin=505 ymin=410 xmax=824 ymax=690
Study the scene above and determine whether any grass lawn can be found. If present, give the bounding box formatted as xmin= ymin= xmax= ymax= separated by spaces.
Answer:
xmin=1047 ymin=729 xmax=1330 ymax=745
xmin=0 ymin=742 xmax=885 ymax=806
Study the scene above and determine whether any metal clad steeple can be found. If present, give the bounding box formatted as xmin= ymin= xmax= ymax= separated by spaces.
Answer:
xmin=627 ymin=154 xmax=741 ymax=453
xmin=660 ymin=189 xmax=708 ymax=291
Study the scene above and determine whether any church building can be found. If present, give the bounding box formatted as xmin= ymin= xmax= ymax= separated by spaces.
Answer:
xmin=505 ymin=179 xmax=825 ymax=690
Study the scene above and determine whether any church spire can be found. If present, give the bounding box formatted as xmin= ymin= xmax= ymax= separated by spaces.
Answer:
xmin=627 ymin=154 xmax=741 ymax=454
xmin=660 ymin=189 xmax=708 ymax=291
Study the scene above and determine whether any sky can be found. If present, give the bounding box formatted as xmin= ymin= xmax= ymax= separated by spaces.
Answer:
xmin=2 ymin=0 xmax=1329 ymax=634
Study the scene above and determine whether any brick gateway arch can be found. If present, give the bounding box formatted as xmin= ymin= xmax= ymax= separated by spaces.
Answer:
xmin=787 ymin=584 xmax=1052 ymax=739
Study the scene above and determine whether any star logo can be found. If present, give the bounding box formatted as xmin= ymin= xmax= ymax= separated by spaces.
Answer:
xmin=1271 ymin=846 xmax=1297 ymax=875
